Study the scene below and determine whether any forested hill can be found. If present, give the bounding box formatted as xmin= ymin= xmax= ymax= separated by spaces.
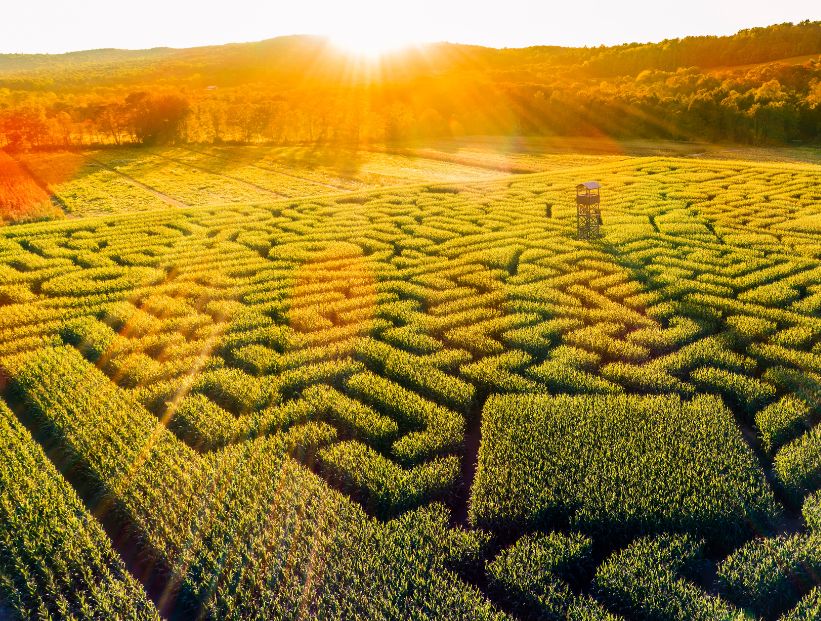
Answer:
xmin=1 ymin=22 xmax=819 ymax=85
xmin=1 ymin=21 xmax=819 ymax=147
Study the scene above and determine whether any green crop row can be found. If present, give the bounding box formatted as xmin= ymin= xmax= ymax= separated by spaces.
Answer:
xmin=805 ymin=491 xmax=821 ymax=532
xmin=599 ymin=362 xmax=694 ymax=395
xmin=317 ymin=440 xmax=459 ymax=518
xmin=763 ymin=366 xmax=821 ymax=414
xmin=500 ymin=317 xmax=583 ymax=356
xmin=345 ymin=370 xmax=464 ymax=464
xmin=462 ymin=350 xmax=541 ymax=394
xmin=774 ymin=425 xmax=821 ymax=502
xmin=166 ymin=393 xmax=241 ymax=450
xmin=689 ymin=366 xmax=777 ymax=416
xmin=528 ymin=359 xmax=623 ymax=394
xmin=756 ymin=396 xmax=812 ymax=455
xmin=718 ymin=533 xmax=821 ymax=618
xmin=565 ymin=324 xmax=650 ymax=364
xmin=303 ymin=384 xmax=398 ymax=447
xmin=593 ymin=534 xmax=744 ymax=621
xmin=192 ymin=366 xmax=276 ymax=414
xmin=354 ymin=337 xmax=475 ymax=411
xmin=381 ymin=324 xmax=444 ymax=355
xmin=652 ymin=335 xmax=755 ymax=377
xmin=3 ymin=346 xmax=507 ymax=618
xmin=0 ymin=399 xmax=160 ymax=620
xmin=781 ymin=589 xmax=821 ymax=621
xmin=470 ymin=393 xmax=779 ymax=547
xmin=486 ymin=531 xmax=596 ymax=620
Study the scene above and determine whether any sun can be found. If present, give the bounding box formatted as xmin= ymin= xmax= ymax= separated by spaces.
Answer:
xmin=329 ymin=30 xmax=418 ymax=60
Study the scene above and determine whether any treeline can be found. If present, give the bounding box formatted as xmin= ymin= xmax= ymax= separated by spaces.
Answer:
xmin=580 ymin=21 xmax=821 ymax=75
xmin=0 ymin=22 xmax=819 ymax=149
xmin=0 ymin=93 xmax=191 ymax=148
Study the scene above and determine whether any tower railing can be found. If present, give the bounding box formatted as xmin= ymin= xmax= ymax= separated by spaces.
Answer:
xmin=576 ymin=182 xmax=602 ymax=239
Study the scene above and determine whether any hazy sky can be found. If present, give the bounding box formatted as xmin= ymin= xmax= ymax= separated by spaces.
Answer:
xmin=1 ymin=0 xmax=818 ymax=54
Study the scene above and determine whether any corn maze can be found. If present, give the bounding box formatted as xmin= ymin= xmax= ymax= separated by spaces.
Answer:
xmin=0 ymin=152 xmax=820 ymax=619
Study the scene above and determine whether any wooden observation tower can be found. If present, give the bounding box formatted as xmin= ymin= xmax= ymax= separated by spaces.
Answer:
xmin=576 ymin=181 xmax=602 ymax=239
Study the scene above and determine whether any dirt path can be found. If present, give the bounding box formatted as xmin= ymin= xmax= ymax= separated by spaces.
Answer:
xmin=732 ymin=403 xmax=805 ymax=537
xmin=450 ymin=394 xmax=487 ymax=526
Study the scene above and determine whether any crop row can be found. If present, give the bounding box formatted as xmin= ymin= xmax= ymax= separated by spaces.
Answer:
xmin=0 ymin=398 xmax=160 ymax=619
xmin=470 ymin=393 xmax=780 ymax=548
xmin=2 ymin=346 xmax=508 ymax=618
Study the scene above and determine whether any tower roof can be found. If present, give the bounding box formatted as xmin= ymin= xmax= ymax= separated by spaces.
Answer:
xmin=577 ymin=181 xmax=601 ymax=190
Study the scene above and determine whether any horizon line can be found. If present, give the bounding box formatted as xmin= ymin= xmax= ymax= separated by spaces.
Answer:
xmin=1 ymin=20 xmax=816 ymax=57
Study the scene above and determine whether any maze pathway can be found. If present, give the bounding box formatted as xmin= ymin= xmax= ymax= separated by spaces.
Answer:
xmin=0 ymin=157 xmax=820 ymax=618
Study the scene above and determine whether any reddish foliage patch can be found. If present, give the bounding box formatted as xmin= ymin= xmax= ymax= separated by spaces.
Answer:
xmin=0 ymin=151 xmax=61 ymax=223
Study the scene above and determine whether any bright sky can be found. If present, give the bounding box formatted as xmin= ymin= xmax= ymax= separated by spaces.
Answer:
xmin=1 ymin=0 xmax=818 ymax=54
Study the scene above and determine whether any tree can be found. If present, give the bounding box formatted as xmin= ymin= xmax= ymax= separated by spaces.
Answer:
xmin=128 ymin=93 xmax=191 ymax=145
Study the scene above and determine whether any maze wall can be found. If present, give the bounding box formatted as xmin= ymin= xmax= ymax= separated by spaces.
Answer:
xmin=1 ymin=156 xmax=820 ymax=619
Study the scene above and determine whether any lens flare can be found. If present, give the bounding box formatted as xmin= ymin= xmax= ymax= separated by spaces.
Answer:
xmin=329 ymin=30 xmax=418 ymax=59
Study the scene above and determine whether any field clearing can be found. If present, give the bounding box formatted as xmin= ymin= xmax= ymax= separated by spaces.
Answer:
xmin=0 ymin=148 xmax=820 ymax=618
xmin=6 ymin=142 xmax=819 ymax=221
xmin=374 ymin=143 xmax=634 ymax=173
xmin=14 ymin=150 xmax=174 ymax=216
xmin=194 ymin=144 xmax=510 ymax=185
xmin=387 ymin=136 xmax=821 ymax=166
xmin=5 ymin=145 xmax=529 ymax=220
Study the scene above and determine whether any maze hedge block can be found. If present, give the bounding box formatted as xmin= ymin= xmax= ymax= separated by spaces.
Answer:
xmin=470 ymin=393 xmax=779 ymax=546
xmin=1 ymin=154 xmax=820 ymax=616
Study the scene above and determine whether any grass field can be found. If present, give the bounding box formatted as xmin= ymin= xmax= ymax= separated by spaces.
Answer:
xmin=0 ymin=143 xmax=820 ymax=619
xmin=7 ymin=145 xmax=546 ymax=220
